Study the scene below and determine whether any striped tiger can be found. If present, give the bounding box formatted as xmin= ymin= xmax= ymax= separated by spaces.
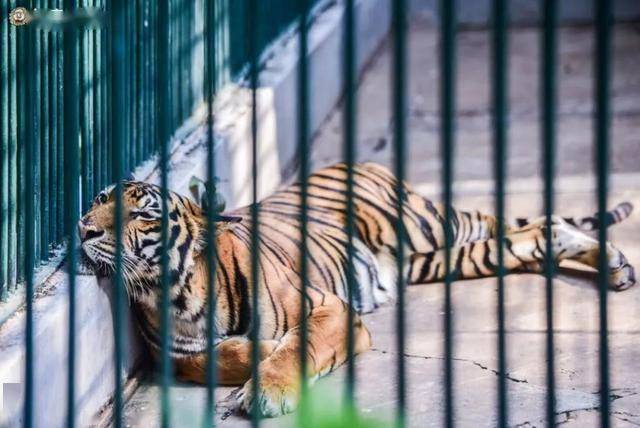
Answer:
xmin=78 ymin=162 xmax=635 ymax=417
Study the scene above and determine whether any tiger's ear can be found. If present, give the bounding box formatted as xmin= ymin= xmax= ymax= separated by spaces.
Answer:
xmin=193 ymin=214 xmax=243 ymax=253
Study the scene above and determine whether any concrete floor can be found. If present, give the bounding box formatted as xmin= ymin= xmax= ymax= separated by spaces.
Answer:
xmin=121 ymin=21 xmax=640 ymax=427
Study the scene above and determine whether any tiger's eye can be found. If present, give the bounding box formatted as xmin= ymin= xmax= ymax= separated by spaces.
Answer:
xmin=97 ymin=193 xmax=108 ymax=204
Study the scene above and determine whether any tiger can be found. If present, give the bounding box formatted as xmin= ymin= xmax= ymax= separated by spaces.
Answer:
xmin=78 ymin=162 xmax=635 ymax=418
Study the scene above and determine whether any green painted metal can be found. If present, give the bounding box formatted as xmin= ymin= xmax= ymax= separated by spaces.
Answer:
xmin=50 ymin=13 xmax=59 ymax=244
xmin=343 ymin=0 xmax=357 ymax=407
xmin=248 ymin=0 xmax=261 ymax=423
xmin=156 ymin=0 xmax=173 ymax=426
xmin=19 ymin=2 xmax=37 ymax=427
xmin=203 ymin=0 xmax=218 ymax=425
xmin=440 ymin=0 xmax=456 ymax=426
xmin=492 ymin=0 xmax=509 ymax=426
xmin=80 ymin=0 xmax=94 ymax=213
xmin=62 ymin=2 xmax=80 ymax=427
xmin=109 ymin=0 xmax=127 ymax=426
xmin=541 ymin=0 xmax=558 ymax=425
xmin=595 ymin=1 xmax=612 ymax=426
xmin=297 ymin=0 xmax=311 ymax=415
xmin=391 ymin=0 xmax=407 ymax=426
xmin=33 ymin=2 xmax=41 ymax=265
xmin=40 ymin=0 xmax=50 ymax=261
xmin=0 ymin=0 xmax=8 ymax=299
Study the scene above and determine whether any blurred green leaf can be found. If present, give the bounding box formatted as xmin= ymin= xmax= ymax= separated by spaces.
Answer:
xmin=189 ymin=175 xmax=226 ymax=213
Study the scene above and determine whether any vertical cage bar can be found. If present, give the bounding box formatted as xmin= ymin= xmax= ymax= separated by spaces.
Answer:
xmin=594 ymin=0 xmax=611 ymax=426
xmin=343 ymin=0 xmax=358 ymax=406
xmin=147 ymin=0 xmax=155 ymax=159
xmin=57 ymin=21 xmax=65 ymax=243
xmin=169 ymin=0 xmax=177 ymax=130
xmin=132 ymin=0 xmax=140 ymax=166
xmin=157 ymin=0 xmax=173 ymax=426
xmin=0 ymin=0 xmax=8 ymax=299
xmin=139 ymin=0 xmax=147 ymax=160
xmin=92 ymin=0 xmax=103 ymax=194
xmin=126 ymin=0 xmax=131 ymax=169
xmin=297 ymin=0 xmax=310 ymax=416
xmin=541 ymin=0 xmax=557 ymax=425
xmin=135 ymin=0 xmax=143 ymax=163
xmin=102 ymin=0 xmax=110 ymax=187
xmin=203 ymin=0 xmax=218 ymax=425
xmin=33 ymin=3 xmax=42 ymax=266
xmin=17 ymin=2 xmax=26 ymax=287
xmin=248 ymin=0 xmax=261 ymax=424
xmin=109 ymin=0 xmax=127 ymax=424
xmin=391 ymin=0 xmax=407 ymax=425
xmin=492 ymin=0 xmax=509 ymax=426
xmin=440 ymin=0 xmax=456 ymax=426
xmin=80 ymin=0 xmax=94 ymax=212
xmin=49 ymin=0 xmax=59 ymax=249
xmin=8 ymin=0 xmax=19 ymax=292
xmin=40 ymin=2 xmax=50 ymax=261
xmin=19 ymin=1 xmax=36 ymax=423
xmin=63 ymin=1 xmax=80 ymax=426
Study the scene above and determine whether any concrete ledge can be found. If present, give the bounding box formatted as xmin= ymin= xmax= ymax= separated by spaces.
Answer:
xmin=0 ymin=0 xmax=391 ymax=426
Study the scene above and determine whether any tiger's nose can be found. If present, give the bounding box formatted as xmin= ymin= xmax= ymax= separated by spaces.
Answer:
xmin=77 ymin=218 xmax=103 ymax=242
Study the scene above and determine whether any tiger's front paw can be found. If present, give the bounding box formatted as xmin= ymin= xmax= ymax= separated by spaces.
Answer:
xmin=236 ymin=368 xmax=300 ymax=418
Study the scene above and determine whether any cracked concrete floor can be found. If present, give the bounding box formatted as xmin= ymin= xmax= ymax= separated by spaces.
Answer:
xmin=121 ymin=21 xmax=640 ymax=427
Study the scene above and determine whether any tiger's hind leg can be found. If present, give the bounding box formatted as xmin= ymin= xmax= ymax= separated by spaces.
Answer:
xmin=406 ymin=222 xmax=635 ymax=290
xmin=433 ymin=201 xmax=634 ymax=248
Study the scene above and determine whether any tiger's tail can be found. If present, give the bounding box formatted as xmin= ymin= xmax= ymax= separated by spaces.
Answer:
xmin=515 ymin=202 xmax=634 ymax=231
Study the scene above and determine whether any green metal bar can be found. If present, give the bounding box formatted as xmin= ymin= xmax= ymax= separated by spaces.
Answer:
xmin=80 ymin=0 xmax=94 ymax=212
xmin=0 ymin=0 xmax=8 ymax=299
xmin=123 ymin=0 xmax=131 ymax=173
xmin=541 ymin=0 xmax=557 ymax=425
xmin=203 ymin=0 xmax=218 ymax=425
xmin=248 ymin=0 xmax=261 ymax=423
xmin=297 ymin=0 xmax=310 ymax=417
xmin=8 ymin=0 xmax=19 ymax=291
xmin=187 ymin=1 xmax=194 ymax=113
xmin=157 ymin=0 xmax=172 ymax=426
xmin=440 ymin=0 xmax=456 ymax=426
xmin=594 ymin=0 xmax=612 ymax=426
xmin=109 ymin=0 xmax=126 ymax=424
xmin=57 ymin=27 xmax=65 ymax=242
xmin=63 ymin=1 xmax=79 ymax=427
xmin=18 ymin=0 xmax=36 ymax=424
xmin=138 ymin=0 xmax=146 ymax=160
xmin=49 ymin=4 xmax=59 ymax=250
xmin=33 ymin=7 xmax=42 ymax=266
xmin=492 ymin=0 xmax=509 ymax=426
xmin=147 ymin=0 xmax=155 ymax=160
xmin=92 ymin=1 xmax=102 ymax=194
xmin=40 ymin=3 xmax=51 ymax=261
xmin=391 ymin=0 xmax=407 ymax=425
xmin=131 ymin=0 xmax=139 ymax=167
xmin=343 ymin=0 xmax=357 ymax=406
xmin=169 ymin=0 xmax=177 ymax=131
xmin=101 ymin=0 xmax=109 ymax=188
xmin=179 ymin=0 xmax=187 ymax=124
xmin=17 ymin=3 xmax=26 ymax=286
xmin=135 ymin=0 xmax=143 ymax=164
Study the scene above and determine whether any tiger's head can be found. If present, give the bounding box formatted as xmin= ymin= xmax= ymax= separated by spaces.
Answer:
xmin=78 ymin=181 xmax=240 ymax=304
